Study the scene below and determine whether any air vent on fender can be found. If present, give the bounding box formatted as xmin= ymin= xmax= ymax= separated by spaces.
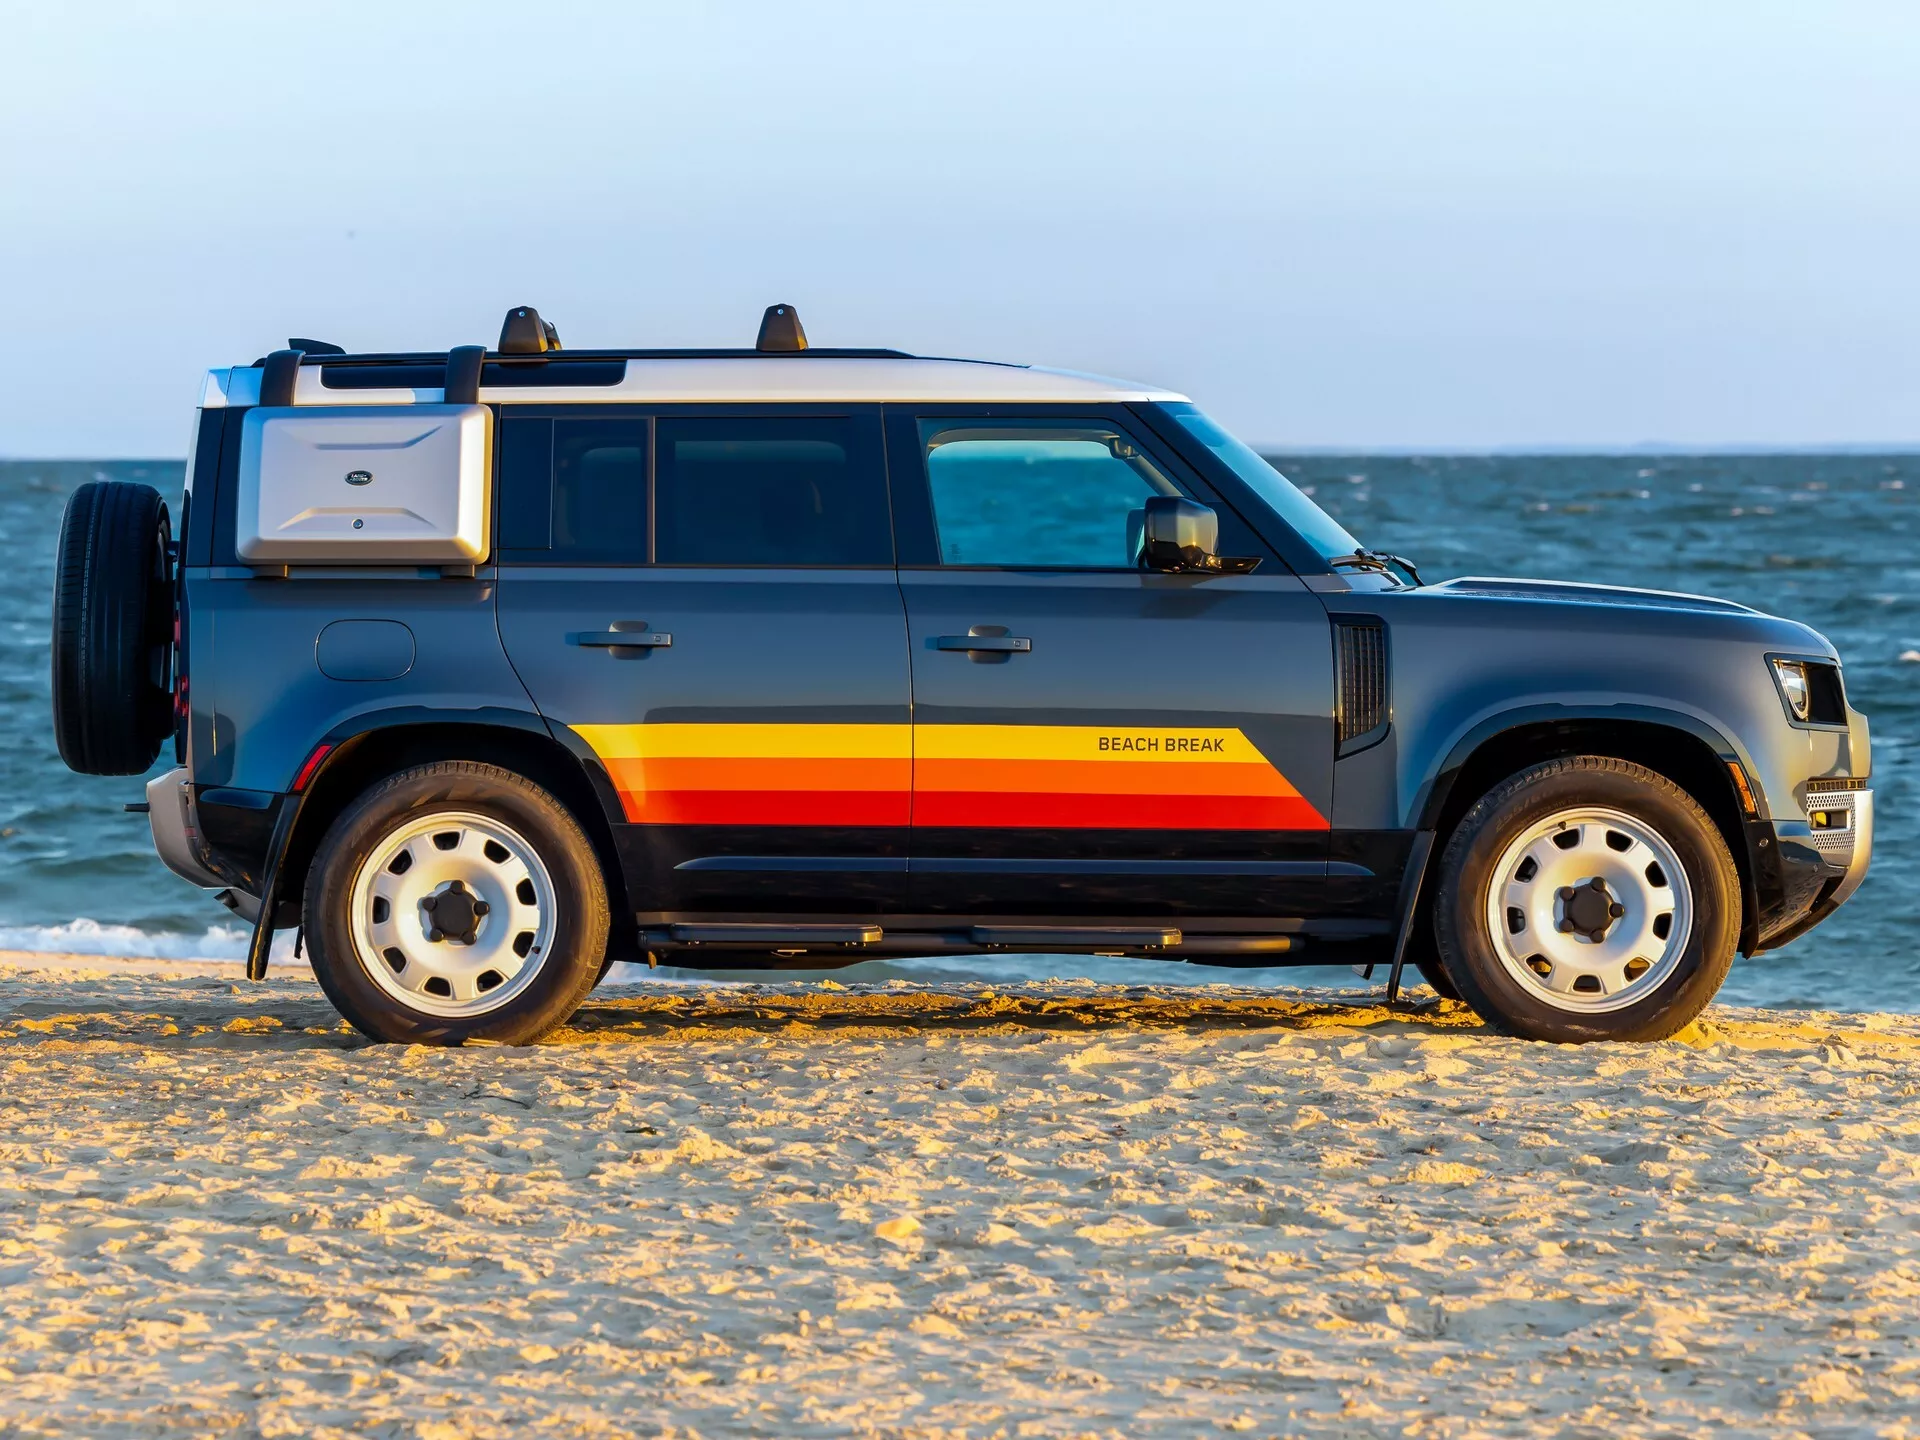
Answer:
xmin=1333 ymin=616 xmax=1390 ymax=754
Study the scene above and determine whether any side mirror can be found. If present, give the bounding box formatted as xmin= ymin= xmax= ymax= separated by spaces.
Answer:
xmin=1140 ymin=496 xmax=1260 ymax=574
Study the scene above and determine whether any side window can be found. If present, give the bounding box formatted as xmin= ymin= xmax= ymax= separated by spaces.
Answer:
xmin=655 ymin=415 xmax=891 ymax=566
xmin=496 ymin=415 xmax=648 ymax=564
xmin=553 ymin=419 xmax=648 ymax=563
xmin=919 ymin=419 xmax=1183 ymax=568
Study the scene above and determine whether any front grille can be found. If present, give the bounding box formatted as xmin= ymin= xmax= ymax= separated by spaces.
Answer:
xmin=1805 ymin=789 xmax=1859 ymax=856
xmin=1334 ymin=617 xmax=1389 ymax=752
xmin=1805 ymin=776 xmax=1865 ymax=792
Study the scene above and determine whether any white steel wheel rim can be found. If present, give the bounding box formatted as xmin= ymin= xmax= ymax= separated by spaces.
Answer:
xmin=1482 ymin=806 xmax=1693 ymax=1014
xmin=347 ymin=810 xmax=558 ymax=1018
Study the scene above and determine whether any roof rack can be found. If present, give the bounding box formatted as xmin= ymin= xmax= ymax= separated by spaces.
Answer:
xmin=252 ymin=303 xmax=915 ymax=378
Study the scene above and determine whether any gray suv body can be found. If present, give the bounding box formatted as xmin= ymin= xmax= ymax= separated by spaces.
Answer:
xmin=51 ymin=307 xmax=1872 ymax=1044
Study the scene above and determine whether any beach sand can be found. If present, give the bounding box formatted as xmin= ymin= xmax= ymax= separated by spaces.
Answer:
xmin=0 ymin=952 xmax=1916 ymax=1437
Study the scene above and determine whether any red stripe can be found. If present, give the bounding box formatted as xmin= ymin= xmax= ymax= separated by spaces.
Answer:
xmin=913 ymin=791 xmax=1329 ymax=831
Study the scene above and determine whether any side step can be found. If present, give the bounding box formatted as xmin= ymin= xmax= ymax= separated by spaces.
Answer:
xmin=970 ymin=925 xmax=1181 ymax=949
xmin=640 ymin=923 xmax=1305 ymax=964
xmin=656 ymin=923 xmax=883 ymax=947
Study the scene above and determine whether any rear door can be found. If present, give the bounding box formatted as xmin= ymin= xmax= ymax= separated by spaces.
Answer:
xmin=887 ymin=406 xmax=1335 ymax=919
xmin=495 ymin=405 xmax=911 ymax=915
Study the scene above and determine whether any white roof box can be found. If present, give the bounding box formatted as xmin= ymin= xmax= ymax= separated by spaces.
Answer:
xmin=236 ymin=405 xmax=491 ymax=564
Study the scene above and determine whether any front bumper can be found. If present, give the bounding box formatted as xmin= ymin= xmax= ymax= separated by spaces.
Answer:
xmin=1751 ymin=786 xmax=1872 ymax=951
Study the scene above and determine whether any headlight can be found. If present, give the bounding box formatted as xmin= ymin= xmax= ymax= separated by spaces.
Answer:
xmin=1771 ymin=658 xmax=1811 ymax=721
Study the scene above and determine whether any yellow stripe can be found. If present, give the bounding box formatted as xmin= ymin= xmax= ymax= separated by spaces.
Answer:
xmin=572 ymin=722 xmax=911 ymax=761
xmin=915 ymin=724 xmax=1268 ymax=765
xmin=575 ymin=722 xmax=1276 ymax=768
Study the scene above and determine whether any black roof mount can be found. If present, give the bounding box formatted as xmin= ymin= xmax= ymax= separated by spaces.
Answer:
xmin=499 ymin=305 xmax=562 ymax=354
xmin=443 ymin=346 xmax=487 ymax=405
xmin=260 ymin=348 xmax=304 ymax=406
xmin=756 ymin=303 xmax=808 ymax=353
xmin=288 ymin=337 xmax=345 ymax=355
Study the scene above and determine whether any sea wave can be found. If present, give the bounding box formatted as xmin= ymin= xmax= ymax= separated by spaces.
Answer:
xmin=0 ymin=918 xmax=284 ymax=962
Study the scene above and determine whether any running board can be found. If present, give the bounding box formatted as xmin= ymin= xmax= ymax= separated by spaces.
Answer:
xmin=639 ymin=923 xmax=1305 ymax=962
xmin=969 ymin=925 xmax=1180 ymax=949
xmin=652 ymin=923 xmax=883 ymax=948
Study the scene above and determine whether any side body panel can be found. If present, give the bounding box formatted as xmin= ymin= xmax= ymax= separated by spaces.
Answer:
xmin=491 ymin=403 xmax=913 ymax=916
xmin=884 ymin=403 xmax=1339 ymax=919
xmin=498 ymin=567 xmax=913 ymax=914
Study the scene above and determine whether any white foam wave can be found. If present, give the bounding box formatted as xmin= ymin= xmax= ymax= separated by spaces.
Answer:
xmin=0 ymin=918 xmax=296 ymax=962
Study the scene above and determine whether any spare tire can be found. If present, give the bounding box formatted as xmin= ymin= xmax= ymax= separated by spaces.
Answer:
xmin=52 ymin=481 xmax=175 ymax=775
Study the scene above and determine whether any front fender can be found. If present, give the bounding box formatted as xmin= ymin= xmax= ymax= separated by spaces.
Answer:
xmin=1412 ymin=699 xmax=1764 ymax=830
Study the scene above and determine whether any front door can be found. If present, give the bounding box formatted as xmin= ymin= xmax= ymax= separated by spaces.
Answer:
xmin=495 ymin=405 xmax=911 ymax=915
xmin=888 ymin=408 xmax=1335 ymax=918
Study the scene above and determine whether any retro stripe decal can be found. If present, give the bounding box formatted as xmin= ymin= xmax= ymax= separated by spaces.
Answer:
xmin=572 ymin=723 xmax=912 ymax=827
xmin=568 ymin=723 xmax=1326 ymax=830
xmin=913 ymin=725 xmax=1326 ymax=830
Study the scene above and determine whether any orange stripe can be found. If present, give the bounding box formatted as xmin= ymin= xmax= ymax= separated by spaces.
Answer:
xmin=916 ymin=791 xmax=1329 ymax=830
xmin=914 ymin=757 xmax=1300 ymax=798
xmin=605 ymin=756 xmax=912 ymax=795
xmin=618 ymin=789 xmax=913 ymax=826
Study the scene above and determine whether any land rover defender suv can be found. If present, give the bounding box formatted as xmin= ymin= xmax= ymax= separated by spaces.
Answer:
xmin=49 ymin=305 xmax=1873 ymax=1045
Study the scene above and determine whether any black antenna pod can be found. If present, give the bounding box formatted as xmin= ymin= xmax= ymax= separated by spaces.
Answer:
xmin=498 ymin=305 xmax=559 ymax=354
xmin=755 ymin=303 xmax=808 ymax=352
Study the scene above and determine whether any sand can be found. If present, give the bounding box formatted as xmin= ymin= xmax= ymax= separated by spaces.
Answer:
xmin=0 ymin=951 xmax=1917 ymax=1438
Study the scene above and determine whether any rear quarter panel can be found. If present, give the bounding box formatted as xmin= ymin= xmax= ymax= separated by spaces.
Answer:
xmin=185 ymin=572 xmax=533 ymax=792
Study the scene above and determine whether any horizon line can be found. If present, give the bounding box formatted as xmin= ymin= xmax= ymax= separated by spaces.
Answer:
xmin=6 ymin=441 xmax=1920 ymax=466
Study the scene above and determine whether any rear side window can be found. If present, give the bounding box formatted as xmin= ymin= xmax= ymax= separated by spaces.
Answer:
xmin=655 ymin=416 xmax=891 ymax=566
xmin=496 ymin=416 xmax=649 ymax=563
xmin=495 ymin=411 xmax=890 ymax=566
xmin=553 ymin=419 xmax=649 ymax=563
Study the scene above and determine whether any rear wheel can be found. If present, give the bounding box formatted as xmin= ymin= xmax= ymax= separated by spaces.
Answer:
xmin=51 ymin=481 xmax=174 ymax=775
xmin=1433 ymin=756 xmax=1738 ymax=1042
xmin=305 ymin=762 xmax=609 ymax=1044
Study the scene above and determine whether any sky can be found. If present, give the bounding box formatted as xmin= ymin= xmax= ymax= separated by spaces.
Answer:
xmin=2 ymin=0 xmax=1917 ymax=456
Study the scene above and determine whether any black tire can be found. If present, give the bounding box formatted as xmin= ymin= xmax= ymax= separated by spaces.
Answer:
xmin=304 ymin=762 xmax=610 ymax=1045
xmin=51 ymin=481 xmax=174 ymax=775
xmin=1415 ymin=958 xmax=1461 ymax=1001
xmin=1433 ymin=756 xmax=1739 ymax=1043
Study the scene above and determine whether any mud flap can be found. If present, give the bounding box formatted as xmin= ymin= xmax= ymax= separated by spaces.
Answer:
xmin=1384 ymin=830 xmax=1436 ymax=1003
xmin=244 ymin=793 xmax=308 ymax=981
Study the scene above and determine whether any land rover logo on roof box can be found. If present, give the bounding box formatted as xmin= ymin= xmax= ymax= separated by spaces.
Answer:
xmin=344 ymin=469 xmax=373 ymax=486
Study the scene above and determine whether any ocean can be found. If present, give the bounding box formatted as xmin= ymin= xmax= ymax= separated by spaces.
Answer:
xmin=1 ymin=453 xmax=1911 ymax=1011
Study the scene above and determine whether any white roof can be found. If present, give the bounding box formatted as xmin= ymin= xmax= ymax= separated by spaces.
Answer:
xmin=202 ymin=356 xmax=1188 ymax=408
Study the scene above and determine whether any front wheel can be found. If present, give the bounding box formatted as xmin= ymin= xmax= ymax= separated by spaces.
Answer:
xmin=1432 ymin=756 xmax=1739 ymax=1042
xmin=305 ymin=762 xmax=610 ymax=1044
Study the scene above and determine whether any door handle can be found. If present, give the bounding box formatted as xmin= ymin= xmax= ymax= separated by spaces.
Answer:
xmin=573 ymin=625 xmax=672 ymax=649
xmin=934 ymin=634 xmax=1031 ymax=653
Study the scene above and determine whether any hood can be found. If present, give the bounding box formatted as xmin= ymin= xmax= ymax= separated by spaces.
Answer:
xmin=1426 ymin=576 xmax=1759 ymax=616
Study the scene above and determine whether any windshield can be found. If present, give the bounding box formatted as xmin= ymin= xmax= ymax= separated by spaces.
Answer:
xmin=1161 ymin=403 xmax=1360 ymax=563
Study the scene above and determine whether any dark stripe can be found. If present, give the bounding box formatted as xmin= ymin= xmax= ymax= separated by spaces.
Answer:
xmin=910 ymin=858 xmax=1367 ymax=877
xmin=675 ymin=855 xmax=910 ymax=873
